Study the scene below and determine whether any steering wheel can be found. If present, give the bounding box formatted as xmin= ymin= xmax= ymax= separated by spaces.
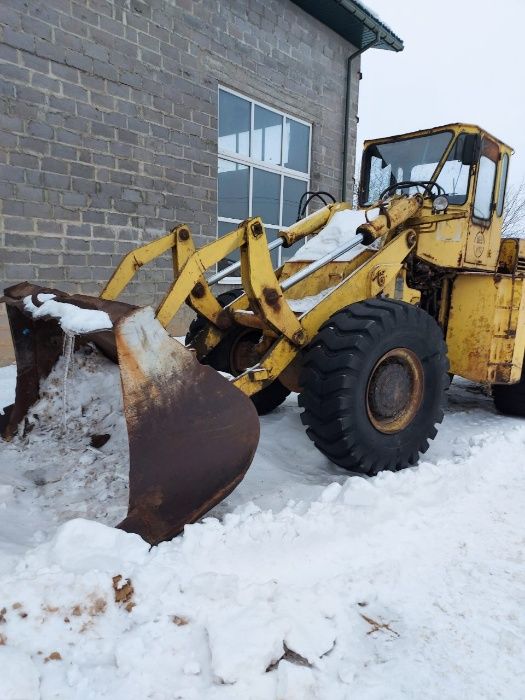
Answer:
xmin=379 ymin=180 xmax=445 ymax=201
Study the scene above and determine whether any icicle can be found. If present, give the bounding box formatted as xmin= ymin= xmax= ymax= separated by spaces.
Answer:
xmin=62 ymin=331 xmax=76 ymax=438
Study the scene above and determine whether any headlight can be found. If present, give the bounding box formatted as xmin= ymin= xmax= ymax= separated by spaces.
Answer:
xmin=433 ymin=195 xmax=449 ymax=213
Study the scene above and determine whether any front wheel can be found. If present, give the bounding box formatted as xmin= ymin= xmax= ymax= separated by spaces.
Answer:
xmin=298 ymin=299 xmax=449 ymax=475
xmin=185 ymin=290 xmax=290 ymax=416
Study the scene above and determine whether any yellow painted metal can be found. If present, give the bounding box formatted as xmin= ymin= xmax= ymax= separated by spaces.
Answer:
xmin=279 ymin=202 xmax=350 ymax=246
xmin=240 ymin=218 xmax=304 ymax=345
xmin=279 ymin=250 xmax=375 ymax=299
xmin=363 ymin=124 xmax=515 ymax=273
xmin=361 ymin=122 xmax=512 ymax=173
xmin=380 ymin=266 xmax=421 ymax=305
xmin=463 ymin=137 xmax=509 ymax=269
xmin=156 ymin=224 xmax=246 ymax=328
xmin=301 ymin=232 xmax=414 ymax=336
xmin=101 ymin=229 xmax=178 ymax=301
xmin=101 ymin=203 xmax=337 ymax=308
xmin=153 ymin=205 xmax=349 ymax=338
xmin=172 ymin=226 xmax=225 ymax=329
xmin=357 ymin=195 xmax=423 ymax=241
xmin=415 ymin=209 xmax=471 ymax=268
xmin=98 ymin=188 xmax=423 ymax=391
xmin=446 ymin=273 xmax=525 ymax=384
xmin=362 ymin=123 xmax=514 ymax=273
xmin=233 ymin=230 xmax=415 ymax=395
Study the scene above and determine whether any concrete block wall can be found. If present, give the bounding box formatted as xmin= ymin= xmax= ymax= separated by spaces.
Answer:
xmin=0 ymin=0 xmax=360 ymax=310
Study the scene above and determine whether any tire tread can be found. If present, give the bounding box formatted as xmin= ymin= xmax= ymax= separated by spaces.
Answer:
xmin=298 ymin=299 xmax=449 ymax=474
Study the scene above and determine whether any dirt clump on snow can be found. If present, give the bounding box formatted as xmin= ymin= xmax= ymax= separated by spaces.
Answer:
xmin=112 ymin=574 xmax=135 ymax=612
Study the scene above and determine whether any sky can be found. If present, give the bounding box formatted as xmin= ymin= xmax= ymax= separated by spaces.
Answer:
xmin=357 ymin=0 xmax=525 ymax=186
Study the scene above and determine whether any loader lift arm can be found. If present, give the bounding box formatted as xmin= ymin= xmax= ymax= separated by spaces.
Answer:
xmin=100 ymin=204 xmax=348 ymax=330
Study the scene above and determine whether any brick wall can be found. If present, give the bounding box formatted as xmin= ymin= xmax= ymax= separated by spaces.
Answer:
xmin=0 ymin=0 xmax=360 ymax=309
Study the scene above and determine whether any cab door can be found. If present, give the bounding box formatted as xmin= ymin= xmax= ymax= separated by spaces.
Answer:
xmin=465 ymin=137 xmax=500 ymax=268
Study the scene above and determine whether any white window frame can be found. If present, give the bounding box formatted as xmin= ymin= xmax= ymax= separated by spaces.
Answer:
xmin=217 ymin=85 xmax=312 ymax=272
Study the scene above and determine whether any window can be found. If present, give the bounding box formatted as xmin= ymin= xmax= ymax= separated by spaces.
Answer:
xmin=473 ymin=139 xmax=498 ymax=221
xmin=496 ymin=153 xmax=509 ymax=218
xmin=361 ymin=131 xmax=452 ymax=205
xmin=435 ymin=133 xmax=471 ymax=205
xmin=218 ymin=87 xmax=311 ymax=268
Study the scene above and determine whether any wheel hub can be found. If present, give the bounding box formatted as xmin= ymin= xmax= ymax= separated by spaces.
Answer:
xmin=229 ymin=331 xmax=261 ymax=375
xmin=366 ymin=348 xmax=423 ymax=433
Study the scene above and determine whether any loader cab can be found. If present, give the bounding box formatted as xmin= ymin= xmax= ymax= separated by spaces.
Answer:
xmin=358 ymin=124 xmax=513 ymax=271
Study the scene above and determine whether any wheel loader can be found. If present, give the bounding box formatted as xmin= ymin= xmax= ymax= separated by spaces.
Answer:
xmin=2 ymin=122 xmax=523 ymax=545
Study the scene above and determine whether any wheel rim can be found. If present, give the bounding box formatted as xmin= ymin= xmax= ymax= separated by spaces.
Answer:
xmin=366 ymin=348 xmax=424 ymax=434
xmin=229 ymin=330 xmax=261 ymax=376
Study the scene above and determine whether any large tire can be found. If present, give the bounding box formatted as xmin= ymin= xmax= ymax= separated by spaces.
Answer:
xmin=298 ymin=299 xmax=449 ymax=474
xmin=493 ymin=370 xmax=525 ymax=416
xmin=185 ymin=290 xmax=290 ymax=416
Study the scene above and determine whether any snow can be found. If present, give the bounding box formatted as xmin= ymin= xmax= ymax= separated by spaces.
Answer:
xmin=290 ymin=209 xmax=376 ymax=262
xmin=23 ymin=293 xmax=113 ymax=334
xmin=287 ymin=287 xmax=336 ymax=313
xmin=1 ymin=352 xmax=525 ymax=698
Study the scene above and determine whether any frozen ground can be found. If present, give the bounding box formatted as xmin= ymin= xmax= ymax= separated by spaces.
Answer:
xmin=0 ymin=349 xmax=524 ymax=699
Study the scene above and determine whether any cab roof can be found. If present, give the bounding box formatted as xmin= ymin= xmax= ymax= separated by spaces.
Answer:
xmin=364 ymin=123 xmax=513 ymax=152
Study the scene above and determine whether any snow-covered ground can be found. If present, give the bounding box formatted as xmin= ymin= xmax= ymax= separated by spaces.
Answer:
xmin=0 ymin=350 xmax=524 ymax=699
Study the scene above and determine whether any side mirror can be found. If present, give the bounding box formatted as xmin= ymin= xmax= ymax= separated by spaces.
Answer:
xmin=461 ymin=134 xmax=480 ymax=166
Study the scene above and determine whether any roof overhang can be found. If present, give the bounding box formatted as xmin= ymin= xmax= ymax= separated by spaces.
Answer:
xmin=290 ymin=0 xmax=403 ymax=52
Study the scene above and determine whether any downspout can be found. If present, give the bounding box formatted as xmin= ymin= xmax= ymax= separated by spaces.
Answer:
xmin=341 ymin=34 xmax=380 ymax=202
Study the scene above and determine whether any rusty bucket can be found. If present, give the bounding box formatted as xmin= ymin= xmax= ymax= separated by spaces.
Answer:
xmin=1 ymin=283 xmax=260 ymax=544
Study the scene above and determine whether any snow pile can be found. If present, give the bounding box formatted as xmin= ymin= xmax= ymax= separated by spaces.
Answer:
xmin=0 ymin=348 xmax=129 ymax=555
xmin=1 ymin=359 xmax=525 ymax=697
xmin=23 ymin=293 xmax=113 ymax=334
xmin=290 ymin=209 xmax=374 ymax=262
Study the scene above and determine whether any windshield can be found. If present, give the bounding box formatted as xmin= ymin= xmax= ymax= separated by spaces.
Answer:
xmin=361 ymin=131 xmax=454 ymax=205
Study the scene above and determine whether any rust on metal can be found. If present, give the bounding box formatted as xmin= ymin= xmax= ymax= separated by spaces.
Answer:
xmin=263 ymin=287 xmax=280 ymax=307
xmin=227 ymin=329 xmax=262 ymax=375
xmin=251 ymin=221 xmax=263 ymax=238
xmin=115 ymin=307 xmax=260 ymax=544
xmin=191 ymin=282 xmax=205 ymax=299
xmin=231 ymin=310 xmax=267 ymax=330
xmin=366 ymin=347 xmax=424 ymax=434
xmin=291 ymin=329 xmax=306 ymax=346
xmin=375 ymin=269 xmax=386 ymax=288
xmin=215 ymin=307 xmax=233 ymax=330
xmin=357 ymin=195 xmax=423 ymax=244
xmin=132 ymin=256 xmax=143 ymax=271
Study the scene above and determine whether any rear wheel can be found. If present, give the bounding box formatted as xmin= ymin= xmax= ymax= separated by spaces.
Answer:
xmin=185 ymin=290 xmax=290 ymax=416
xmin=492 ymin=369 xmax=525 ymax=416
xmin=298 ymin=299 xmax=449 ymax=474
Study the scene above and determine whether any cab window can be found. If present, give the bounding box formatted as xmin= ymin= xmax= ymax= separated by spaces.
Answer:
xmin=435 ymin=134 xmax=471 ymax=205
xmin=496 ymin=152 xmax=509 ymax=217
xmin=473 ymin=139 xmax=498 ymax=221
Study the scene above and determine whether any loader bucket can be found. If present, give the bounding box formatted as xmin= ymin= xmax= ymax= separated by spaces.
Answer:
xmin=114 ymin=306 xmax=260 ymax=543
xmin=1 ymin=283 xmax=260 ymax=544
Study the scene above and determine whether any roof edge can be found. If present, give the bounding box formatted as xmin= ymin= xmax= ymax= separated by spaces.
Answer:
xmin=290 ymin=0 xmax=403 ymax=53
xmin=339 ymin=1 xmax=403 ymax=51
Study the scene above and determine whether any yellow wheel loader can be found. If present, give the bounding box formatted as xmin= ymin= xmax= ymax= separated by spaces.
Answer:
xmin=2 ymin=122 xmax=523 ymax=544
